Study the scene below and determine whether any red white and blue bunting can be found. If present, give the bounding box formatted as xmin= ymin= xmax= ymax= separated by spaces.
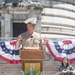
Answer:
xmin=0 ymin=40 xmax=22 ymax=64
xmin=0 ymin=39 xmax=75 ymax=64
xmin=46 ymin=39 xmax=75 ymax=64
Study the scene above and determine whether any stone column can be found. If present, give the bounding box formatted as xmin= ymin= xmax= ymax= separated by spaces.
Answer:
xmin=35 ymin=7 xmax=43 ymax=34
xmin=1 ymin=13 xmax=13 ymax=41
xmin=1 ymin=14 xmax=5 ymax=39
xmin=35 ymin=14 xmax=41 ymax=34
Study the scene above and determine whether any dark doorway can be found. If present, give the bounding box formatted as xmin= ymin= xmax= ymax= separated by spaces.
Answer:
xmin=13 ymin=23 xmax=27 ymax=37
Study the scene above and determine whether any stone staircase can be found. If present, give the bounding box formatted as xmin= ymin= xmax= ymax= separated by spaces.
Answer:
xmin=43 ymin=61 xmax=60 ymax=75
xmin=0 ymin=59 xmax=75 ymax=75
xmin=0 ymin=59 xmax=21 ymax=75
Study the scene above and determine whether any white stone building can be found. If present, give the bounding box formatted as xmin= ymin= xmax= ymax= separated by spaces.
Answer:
xmin=0 ymin=0 xmax=75 ymax=40
xmin=0 ymin=0 xmax=75 ymax=75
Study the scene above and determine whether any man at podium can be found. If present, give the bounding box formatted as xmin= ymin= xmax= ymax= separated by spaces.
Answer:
xmin=15 ymin=17 xmax=44 ymax=50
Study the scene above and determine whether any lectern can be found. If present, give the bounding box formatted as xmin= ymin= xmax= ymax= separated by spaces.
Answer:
xmin=20 ymin=49 xmax=44 ymax=74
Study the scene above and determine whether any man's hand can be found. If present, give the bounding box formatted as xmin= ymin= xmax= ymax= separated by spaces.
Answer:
xmin=17 ymin=35 xmax=21 ymax=41
xmin=15 ymin=35 xmax=22 ymax=50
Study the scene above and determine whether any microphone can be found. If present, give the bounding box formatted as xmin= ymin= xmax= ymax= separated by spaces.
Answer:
xmin=30 ymin=36 xmax=33 ymax=38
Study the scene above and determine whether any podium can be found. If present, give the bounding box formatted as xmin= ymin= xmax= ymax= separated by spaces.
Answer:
xmin=20 ymin=49 xmax=44 ymax=74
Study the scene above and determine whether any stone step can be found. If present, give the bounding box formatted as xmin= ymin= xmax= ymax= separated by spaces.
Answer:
xmin=0 ymin=59 xmax=75 ymax=75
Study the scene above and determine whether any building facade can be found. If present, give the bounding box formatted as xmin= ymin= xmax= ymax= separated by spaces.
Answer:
xmin=0 ymin=0 xmax=75 ymax=40
xmin=0 ymin=0 xmax=43 ymax=41
xmin=0 ymin=0 xmax=75 ymax=75
xmin=41 ymin=0 xmax=75 ymax=39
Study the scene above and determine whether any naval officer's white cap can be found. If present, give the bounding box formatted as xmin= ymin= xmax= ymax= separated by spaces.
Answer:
xmin=24 ymin=18 xmax=37 ymax=25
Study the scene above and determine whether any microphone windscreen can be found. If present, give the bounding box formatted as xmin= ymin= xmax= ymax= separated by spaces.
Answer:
xmin=31 ymin=36 xmax=33 ymax=38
